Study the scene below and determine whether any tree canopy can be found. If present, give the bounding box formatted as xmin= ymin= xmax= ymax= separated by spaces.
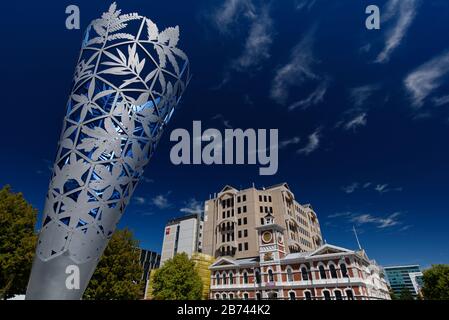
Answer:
xmin=83 ymin=228 xmax=144 ymax=300
xmin=152 ymin=253 xmax=203 ymax=300
xmin=422 ymin=264 xmax=449 ymax=300
xmin=0 ymin=185 xmax=37 ymax=299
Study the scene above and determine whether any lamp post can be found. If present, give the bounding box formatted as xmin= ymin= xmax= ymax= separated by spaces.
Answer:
xmin=26 ymin=2 xmax=190 ymax=299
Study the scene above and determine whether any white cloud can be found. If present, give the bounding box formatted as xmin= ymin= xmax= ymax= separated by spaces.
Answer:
xmin=151 ymin=193 xmax=171 ymax=209
xmin=288 ymin=80 xmax=328 ymax=111
xmin=404 ymin=50 xmax=449 ymax=108
xmin=279 ymin=136 xmax=301 ymax=149
xmin=295 ymin=0 xmax=316 ymax=11
xmin=375 ymin=184 xmax=403 ymax=194
xmin=344 ymin=113 xmax=367 ymax=131
xmin=350 ymin=85 xmax=380 ymax=108
xmin=213 ymin=0 xmax=255 ymax=33
xmin=351 ymin=212 xmax=402 ymax=229
xmin=134 ymin=196 xmax=146 ymax=205
xmin=342 ymin=183 xmax=359 ymax=194
xmin=297 ymin=128 xmax=321 ymax=155
xmin=270 ymin=30 xmax=318 ymax=104
xmin=376 ymin=0 xmax=418 ymax=63
xmin=180 ymin=198 xmax=204 ymax=215
xmin=232 ymin=5 xmax=273 ymax=70
xmin=433 ymin=95 xmax=449 ymax=107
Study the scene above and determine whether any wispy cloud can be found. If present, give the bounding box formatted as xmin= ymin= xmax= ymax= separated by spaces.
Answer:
xmin=341 ymin=183 xmax=359 ymax=194
xmin=376 ymin=0 xmax=418 ymax=63
xmin=294 ymin=0 xmax=316 ymax=11
xmin=433 ymin=95 xmax=449 ymax=107
xmin=134 ymin=196 xmax=147 ymax=205
xmin=180 ymin=198 xmax=204 ymax=215
xmin=350 ymin=85 xmax=380 ymax=108
xmin=212 ymin=114 xmax=232 ymax=128
xmin=270 ymin=30 xmax=318 ymax=104
xmin=351 ymin=212 xmax=402 ymax=229
xmin=151 ymin=192 xmax=172 ymax=209
xmin=297 ymin=128 xmax=321 ymax=155
xmin=279 ymin=136 xmax=301 ymax=149
xmin=232 ymin=5 xmax=274 ymax=71
xmin=404 ymin=50 xmax=449 ymax=108
xmin=288 ymin=80 xmax=328 ymax=111
xmin=344 ymin=113 xmax=367 ymax=131
xmin=375 ymin=184 xmax=403 ymax=194
xmin=212 ymin=0 xmax=255 ymax=33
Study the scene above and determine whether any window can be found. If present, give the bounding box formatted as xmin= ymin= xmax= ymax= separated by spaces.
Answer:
xmin=323 ymin=290 xmax=331 ymax=300
xmin=270 ymin=207 xmax=273 ymax=213
xmin=268 ymin=196 xmax=272 ymax=202
xmin=223 ymin=274 xmax=227 ymax=285
xmin=301 ymin=267 xmax=309 ymax=281
xmin=238 ymin=243 xmax=242 ymax=251
xmin=255 ymin=270 xmax=261 ymax=284
xmin=216 ymin=273 xmax=220 ymax=285
xmin=335 ymin=290 xmax=342 ymax=300
xmin=264 ymin=206 xmax=268 ymax=213
xmin=238 ymin=230 xmax=242 ymax=238
xmin=222 ymin=212 xmax=225 ymax=219
xmin=268 ymin=269 xmax=274 ymax=282
xmin=346 ymin=290 xmax=354 ymax=300
xmin=259 ymin=195 xmax=263 ymax=201
xmin=244 ymin=242 xmax=248 ymax=250
xmin=215 ymin=293 xmax=220 ymax=300
xmin=256 ymin=292 xmax=261 ymax=300
xmin=260 ymin=218 xmax=264 ymax=225
xmin=330 ymin=264 xmax=338 ymax=279
xmin=238 ymin=207 xmax=241 ymax=214
xmin=287 ymin=268 xmax=293 ymax=282
xmin=244 ymin=229 xmax=248 ymax=237
xmin=238 ymin=218 xmax=241 ymax=226
xmin=222 ymin=293 xmax=227 ymax=300
xmin=242 ymin=195 xmax=246 ymax=202
xmin=243 ymin=293 xmax=249 ymax=300
xmin=243 ymin=206 xmax=247 ymax=213
xmin=289 ymin=291 xmax=296 ymax=300
xmin=229 ymin=272 xmax=234 ymax=285
xmin=264 ymin=195 xmax=267 ymax=202
xmin=237 ymin=196 xmax=241 ymax=203
xmin=319 ymin=265 xmax=327 ymax=279
xmin=260 ymin=206 xmax=263 ymax=213
xmin=243 ymin=217 xmax=247 ymax=225
xmin=304 ymin=291 xmax=312 ymax=300
xmin=340 ymin=263 xmax=348 ymax=278
xmin=243 ymin=272 xmax=248 ymax=284
xmin=222 ymin=234 xmax=225 ymax=242
xmin=229 ymin=293 xmax=234 ymax=299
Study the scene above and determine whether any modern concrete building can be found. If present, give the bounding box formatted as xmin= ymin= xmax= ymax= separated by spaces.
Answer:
xmin=384 ymin=265 xmax=423 ymax=297
xmin=209 ymin=213 xmax=390 ymax=300
xmin=202 ymin=183 xmax=323 ymax=260
xmin=160 ymin=213 xmax=203 ymax=265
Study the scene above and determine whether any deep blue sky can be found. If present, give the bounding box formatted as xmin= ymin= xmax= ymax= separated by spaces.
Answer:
xmin=1 ymin=0 xmax=449 ymax=268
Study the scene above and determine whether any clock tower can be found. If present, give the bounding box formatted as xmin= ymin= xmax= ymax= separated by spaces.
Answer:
xmin=256 ymin=212 xmax=286 ymax=263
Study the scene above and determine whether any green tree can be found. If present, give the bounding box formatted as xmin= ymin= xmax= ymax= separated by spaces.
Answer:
xmin=152 ymin=253 xmax=203 ymax=300
xmin=0 ymin=185 xmax=37 ymax=300
xmin=389 ymin=288 xmax=398 ymax=300
xmin=84 ymin=228 xmax=144 ymax=300
xmin=398 ymin=287 xmax=414 ymax=300
xmin=422 ymin=264 xmax=449 ymax=300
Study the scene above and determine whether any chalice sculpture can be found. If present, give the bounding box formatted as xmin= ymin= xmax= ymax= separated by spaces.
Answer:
xmin=26 ymin=2 xmax=190 ymax=299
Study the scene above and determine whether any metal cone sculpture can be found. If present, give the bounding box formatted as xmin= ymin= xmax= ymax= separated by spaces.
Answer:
xmin=26 ymin=2 xmax=190 ymax=299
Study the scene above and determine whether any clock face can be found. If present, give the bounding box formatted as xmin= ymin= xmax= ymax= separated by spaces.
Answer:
xmin=262 ymin=231 xmax=273 ymax=243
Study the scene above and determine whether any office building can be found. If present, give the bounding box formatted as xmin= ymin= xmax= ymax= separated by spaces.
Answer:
xmin=209 ymin=213 xmax=390 ymax=300
xmin=202 ymin=183 xmax=323 ymax=260
xmin=139 ymin=248 xmax=161 ymax=282
xmin=160 ymin=213 xmax=203 ymax=265
xmin=384 ymin=265 xmax=423 ymax=297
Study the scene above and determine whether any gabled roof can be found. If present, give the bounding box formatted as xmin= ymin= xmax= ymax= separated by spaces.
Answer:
xmin=266 ymin=182 xmax=290 ymax=191
xmin=309 ymin=244 xmax=354 ymax=257
xmin=209 ymin=256 xmax=259 ymax=270
xmin=219 ymin=185 xmax=238 ymax=193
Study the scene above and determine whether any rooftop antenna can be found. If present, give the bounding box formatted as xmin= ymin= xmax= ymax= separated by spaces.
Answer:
xmin=353 ymin=225 xmax=362 ymax=250
xmin=252 ymin=182 xmax=255 ymax=188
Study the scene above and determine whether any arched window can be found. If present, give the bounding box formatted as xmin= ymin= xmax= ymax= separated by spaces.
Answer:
xmin=287 ymin=267 xmax=293 ymax=282
xmin=330 ymin=264 xmax=338 ymax=279
xmin=215 ymin=293 xmax=220 ymax=300
xmin=268 ymin=269 xmax=274 ymax=282
xmin=222 ymin=293 xmax=227 ymax=300
xmin=243 ymin=293 xmax=249 ymax=300
xmin=243 ymin=271 xmax=248 ymax=284
xmin=216 ymin=273 xmax=220 ymax=285
xmin=229 ymin=272 xmax=234 ymax=285
xmin=256 ymin=292 xmax=262 ymax=300
xmin=346 ymin=289 xmax=354 ymax=300
xmin=255 ymin=270 xmax=261 ymax=284
xmin=222 ymin=273 xmax=227 ymax=285
xmin=301 ymin=267 xmax=309 ymax=281
xmin=335 ymin=290 xmax=342 ymax=300
xmin=304 ymin=291 xmax=312 ymax=300
xmin=340 ymin=263 xmax=348 ymax=278
xmin=323 ymin=290 xmax=331 ymax=300
xmin=289 ymin=291 xmax=296 ymax=300
xmin=229 ymin=293 xmax=234 ymax=300
xmin=319 ymin=265 xmax=327 ymax=279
